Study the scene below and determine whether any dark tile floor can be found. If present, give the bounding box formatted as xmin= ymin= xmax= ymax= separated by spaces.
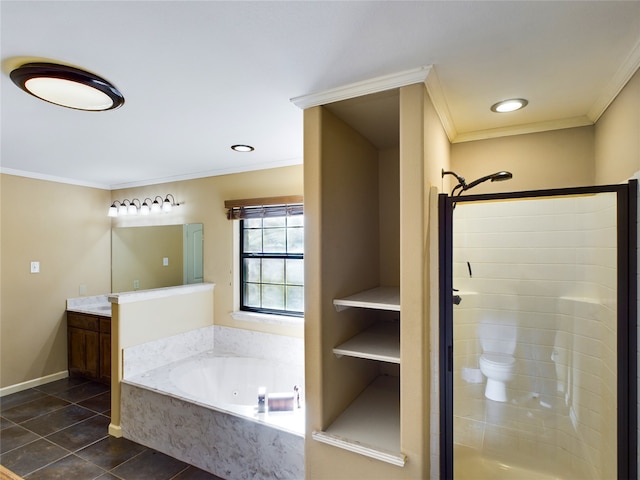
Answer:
xmin=0 ymin=377 xmax=224 ymax=479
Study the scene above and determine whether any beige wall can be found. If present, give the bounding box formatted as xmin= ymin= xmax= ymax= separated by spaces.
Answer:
xmin=594 ymin=67 xmax=640 ymax=183
xmin=111 ymin=165 xmax=304 ymax=338
xmin=0 ymin=174 xmax=111 ymax=389
xmin=451 ymin=126 xmax=595 ymax=192
xmin=1 ymin=165 xmax=302 ymax=390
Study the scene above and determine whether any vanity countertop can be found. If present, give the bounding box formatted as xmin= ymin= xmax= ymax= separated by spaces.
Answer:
xmin=66 ymin=294 xmax=111 ymax=317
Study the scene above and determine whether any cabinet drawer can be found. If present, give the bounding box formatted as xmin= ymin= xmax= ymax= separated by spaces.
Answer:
xmin=99 ymin=318 xmax=111 ymax=333
xmin=67 ymin=312 xmax=99 ymax=331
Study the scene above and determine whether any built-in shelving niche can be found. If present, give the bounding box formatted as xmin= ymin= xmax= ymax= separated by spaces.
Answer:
xmin=312 ymin=286 xmax=406 ymax=467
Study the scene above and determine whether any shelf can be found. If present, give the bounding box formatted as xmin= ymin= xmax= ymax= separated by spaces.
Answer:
xmin=333 ymin=286 xmax=400 ymax=312
xmin=312 ymin=376 xmax=405 ymax=466
xmin=333 ymin=321 xmax=400 ymax=363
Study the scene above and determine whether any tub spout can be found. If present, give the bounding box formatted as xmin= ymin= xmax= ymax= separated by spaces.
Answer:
xmin=258 ymin=387 xmax=266 ymax=413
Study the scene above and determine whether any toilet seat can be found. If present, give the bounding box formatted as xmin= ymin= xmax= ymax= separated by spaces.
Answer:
xmin=480 ymin=353 xmax=515 ymax=367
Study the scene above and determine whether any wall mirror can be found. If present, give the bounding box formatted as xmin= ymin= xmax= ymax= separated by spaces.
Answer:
xmin=111 ymin=224 xmax=203 ymax=293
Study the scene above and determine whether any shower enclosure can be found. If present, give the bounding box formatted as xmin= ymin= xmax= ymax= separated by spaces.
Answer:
xmin=439 ymin=182 xmax=637 ymax=479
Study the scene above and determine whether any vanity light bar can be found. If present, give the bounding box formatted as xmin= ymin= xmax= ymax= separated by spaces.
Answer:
xmin=108 ymin=194 xmax=179 ymax=217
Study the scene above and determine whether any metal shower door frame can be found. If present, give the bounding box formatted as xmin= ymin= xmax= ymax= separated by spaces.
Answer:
xmin=438 ymin=181 xmax=638 ymax=480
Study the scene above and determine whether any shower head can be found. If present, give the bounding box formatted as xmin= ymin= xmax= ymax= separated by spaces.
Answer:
xmin=465 ymin=171 xmax=513 ymax=190
xmin=442 ymin=169 xmax=513 ymax=197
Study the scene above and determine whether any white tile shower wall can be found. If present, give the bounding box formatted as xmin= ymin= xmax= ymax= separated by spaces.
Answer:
xmin=123 ymin=326 xmax=214 ymax=378
xmin=452 ymin=193 xmax=618 ymax=478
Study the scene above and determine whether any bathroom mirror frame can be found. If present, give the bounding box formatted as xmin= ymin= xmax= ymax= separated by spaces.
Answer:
xmin=439 ymin=180 xmax=637 ymax=479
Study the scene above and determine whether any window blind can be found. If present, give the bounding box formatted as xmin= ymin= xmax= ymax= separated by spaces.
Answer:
xmin=225 ymin=195 xmax=303 ymax=220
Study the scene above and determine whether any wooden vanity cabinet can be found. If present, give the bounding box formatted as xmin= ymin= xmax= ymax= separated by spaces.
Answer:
xmin=67 ymin=312 xmax=111 ymax=384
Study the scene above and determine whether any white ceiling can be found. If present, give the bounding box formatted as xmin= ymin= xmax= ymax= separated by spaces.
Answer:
xmin=2 ymin=1 xmax=639 ymax=190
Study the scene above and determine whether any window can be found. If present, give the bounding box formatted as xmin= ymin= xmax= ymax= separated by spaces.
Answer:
xmin=239 ymin=212 xmax=304 ymax=316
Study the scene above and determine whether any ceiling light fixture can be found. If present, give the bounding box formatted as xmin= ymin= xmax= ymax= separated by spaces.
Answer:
xmin=490 ymin=98 xmax=528 ymax=113
xmin=108 ymin=195 xmax=179 ymax=217
xmin=10 ymin=62 xmax=124 ymax=111
xmin=231 ymin=144 xmax=254 ymax=152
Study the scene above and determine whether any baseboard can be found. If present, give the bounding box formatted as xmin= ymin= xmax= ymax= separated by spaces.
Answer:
xmin=108 ymin=423 xmax=123 ymax=438
xmin=0 ymin=370 xmax=68 ymax=397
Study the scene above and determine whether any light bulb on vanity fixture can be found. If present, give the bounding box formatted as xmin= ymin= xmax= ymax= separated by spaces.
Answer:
xmin=128 ymin=199 xmax=140 ymax=215
xmin=151 ymin=196 xmax=163 ymax=213
xmin=163 ymin=194 xmax=177 ymax=213
xmin=140 ymin=198 xmax=152 ymax=215
xmin=107 ymin=194 xmax=179 ymax=217
xmin=108 ymin=201 xmax=121 ymax=217
xmin=118 ymin=200 xmax=130 ymax=216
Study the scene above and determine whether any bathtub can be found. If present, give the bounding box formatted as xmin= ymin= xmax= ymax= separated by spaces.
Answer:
xmin=121 ymin=350 xmax=305 ymax=480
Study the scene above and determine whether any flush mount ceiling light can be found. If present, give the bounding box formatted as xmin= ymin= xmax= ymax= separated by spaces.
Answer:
xmin=231 ymin=144 xmax=255 ymax=152
xmin=490 ymin=98 xmax=528 ymax=113
xmin=10 ymin=62 xmax=124 ymax=111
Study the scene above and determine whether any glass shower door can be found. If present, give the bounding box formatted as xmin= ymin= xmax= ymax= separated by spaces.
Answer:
xmin=440 ymin=183 xmax=637 ymax=480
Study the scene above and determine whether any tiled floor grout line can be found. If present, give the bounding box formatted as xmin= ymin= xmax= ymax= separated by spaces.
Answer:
xmin=20 ymin=441 xmax=110 ymax=479
xmin=2 ymin=379 xmax=224 ymax=480
xmin=103 ymin=449 xmax=152 ymax=480
xmin=168 ymin=465 xmax=194 ymax=480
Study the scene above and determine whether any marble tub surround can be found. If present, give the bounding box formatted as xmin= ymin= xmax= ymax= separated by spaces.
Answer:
xmin=121 ymin=382 xmax=304 ymax=480
xmin=119 ymin=324 xmax=305 ymax=479
xmin=123 ymin=351 xmax=304 ymax=436
xmin=66 ymin=294 xmax=111 ymax=316
xmin=213 ymin=325 xmax=304 ymax=367
xmin=121 ymin=325 xmax=305 ymax=435
xmin=123 ymin=326 xmax=214 ymax=378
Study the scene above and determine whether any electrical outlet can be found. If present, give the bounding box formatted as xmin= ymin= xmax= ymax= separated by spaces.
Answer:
xmin=133 ymin=280 xmax=140 ymax=289
xmin=163 ymin=257 xmax=169 ymax=266
xmin=30 ymin=261 xmax=40 ymax=273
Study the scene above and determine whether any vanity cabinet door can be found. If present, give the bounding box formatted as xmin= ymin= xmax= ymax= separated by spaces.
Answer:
xmin=68 ymin=327 xmax=99 ymax=380
xmin=99 ymin=332 xmax=111 ymax=384
xmin=67 ymin=312 xmax=110 ymax=384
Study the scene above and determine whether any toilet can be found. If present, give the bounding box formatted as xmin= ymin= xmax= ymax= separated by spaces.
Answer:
xmin=478 ymin=320 xmax=517 ymax=402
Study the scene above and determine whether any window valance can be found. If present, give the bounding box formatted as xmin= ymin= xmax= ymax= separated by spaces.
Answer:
xmin=225 ymin=195 xmax=303 ymax=220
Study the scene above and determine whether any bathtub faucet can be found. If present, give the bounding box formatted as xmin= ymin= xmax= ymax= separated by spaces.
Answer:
xmin=258 ymin=387 xmax=266 ymax=413
xmin=293 ymin=385 xmax=301 ymax=409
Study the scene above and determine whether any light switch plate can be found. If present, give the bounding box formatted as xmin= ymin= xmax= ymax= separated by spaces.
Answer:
xmin=163 ymin=257 xmax=169 ymax=266
xmin=30 ymin=261 xmax=40 ymax=273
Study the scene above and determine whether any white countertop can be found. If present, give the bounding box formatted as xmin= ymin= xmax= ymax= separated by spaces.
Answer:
xmin=66 ymin=294 xmax=111 ymax=317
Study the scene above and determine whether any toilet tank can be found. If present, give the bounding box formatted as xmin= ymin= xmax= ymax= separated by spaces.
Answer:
xmin=479 ymin=320 xmax=517 ymax=354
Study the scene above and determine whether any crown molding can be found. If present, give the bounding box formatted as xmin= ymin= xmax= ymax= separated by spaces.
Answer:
xmin=588 ymin=37 xmax=640 ymax=122
xmin=1 ymin=159 xmax=303 ymax=191
xmin=290 ymin=66 xmax=432 ymax=109
xmin=109 ymin=157 xmax=303 ymax=190
xmin=424 ymin=66 xmax=457 ymax=142
xmin=452 ymin=115 xmax=594 ymax=144
xmin=0 ymin=167 xmax=111 ymax=190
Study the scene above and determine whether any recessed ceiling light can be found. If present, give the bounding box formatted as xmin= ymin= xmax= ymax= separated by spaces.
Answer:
xmin=231 ymin=144 xmax=254 ymax=152
xmin=490 ymin=98 xmax=528 ymax=113
xmin=9 ymin=62 xmax=124 ymax=111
